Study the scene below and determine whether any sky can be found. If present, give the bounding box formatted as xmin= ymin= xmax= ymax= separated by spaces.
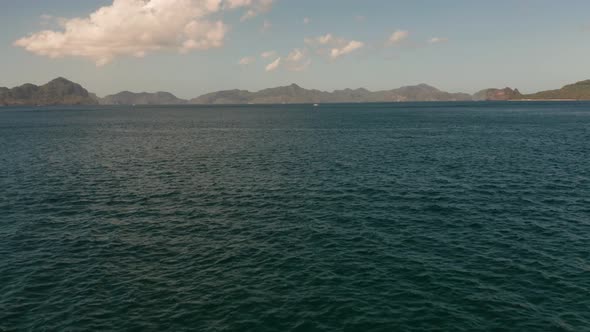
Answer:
xmin=1 ymin=0 xmax=590 ymax=98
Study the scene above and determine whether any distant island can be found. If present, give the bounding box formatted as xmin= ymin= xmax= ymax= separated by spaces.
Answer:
xmin=101 ymin=91 xmax=186 ymax=105
xmin=2 ymin=77 xmax=590 ymax=106
xmin=0 ymin=78 xmax=97 ymax=106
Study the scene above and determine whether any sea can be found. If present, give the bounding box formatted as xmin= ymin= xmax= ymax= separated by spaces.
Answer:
xmin=1 ymin=102 xmax=589 ymax=331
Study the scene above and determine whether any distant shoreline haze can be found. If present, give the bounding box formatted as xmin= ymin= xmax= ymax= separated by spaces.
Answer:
xmin=2 ymin=77 xmax=590 ymax=106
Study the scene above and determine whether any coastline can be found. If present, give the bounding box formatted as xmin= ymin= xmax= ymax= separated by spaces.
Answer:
xmin=1 ymin=99 xmax=589 ymax=107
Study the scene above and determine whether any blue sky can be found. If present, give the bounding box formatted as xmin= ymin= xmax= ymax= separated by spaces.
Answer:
xmin=1 ymin=0 xmax=590 ymax=98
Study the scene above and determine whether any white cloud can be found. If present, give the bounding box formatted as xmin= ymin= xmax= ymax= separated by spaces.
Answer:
xmin=388 ymin=30 xmax=409 ymax=45
xmin=259 ymin=49 xmax=311 ymax=72
xmin=229 ymin=0 xmax=274 ymax=21
xmin=14 ymin=0 xmax=275 ymax=65
xmin=305 ymin=33 xmax=334 ymax=46
xmin=330 ymin=40 xmax=364 ymax=58
xmin=285 ymin=48 xmax=311 ymax=71
xmin=265 ymin=57 xmax=281 ymax=71
xmin=286 ymin=48 xmax=304 ymax=62
xmin=303 ymin=17 xmax=311 ymax=25
xmin=305 ymin=33 xmax=363 ymax=59
xmin=261 ymin=50 xmax=277 ymax=58
xmin=239 ymin=56 xmax=256 ymax=65
xmin=318 ymin=34 xmax=334 ymax=45
xmin=428 ymin=37 xmax=448 ymax=44
xmin=224 ymin=0 xmax=251 ymax=7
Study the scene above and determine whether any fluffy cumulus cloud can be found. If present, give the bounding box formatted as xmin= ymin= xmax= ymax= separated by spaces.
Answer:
xmin=240 ymin=48 xmax=309 ymax=72
xmin=286 ymin=48 xmax=304 ymax=62
xmin=305 ymin=33 xmax=364 ymax=59
xmin=305 ymin=33 xmax=334 ymax=46
xmin=14 ymin=0 xmax=274 ymax=65
xmin=330 ymin=40 xmax=363 ymax=58
xmin=285 ymin=48 xmax=311 ymax=71
xmin=265 ymin=57 xmax=281 ymax=72
xmin=388 ymin=30 xmax=409 ymax=45
xmin=260 ymin=49 xmax=310 ymax=72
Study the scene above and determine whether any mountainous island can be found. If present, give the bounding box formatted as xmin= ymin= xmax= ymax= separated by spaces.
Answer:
xmin=472 ymin=88 xmax=523 ymax=101
xmin=0 ymin=77 xmax=97 ymax=106
xmin=2 ymin=78 xmax=590 ymax=106
xmin=101 ymin=91 xmax=187 ymax=105
xmin=190 ymin=83 xmax=473 ymax=104
xmin=522 ymin=80 xmax=590 ymax=100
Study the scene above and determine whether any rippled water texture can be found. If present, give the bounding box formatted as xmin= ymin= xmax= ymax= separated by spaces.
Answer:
xmin=1 ymin=102 xmax=589 ymax=331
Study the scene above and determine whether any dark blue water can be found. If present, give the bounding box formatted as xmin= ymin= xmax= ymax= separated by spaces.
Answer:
xmin=1 ymin=102 xmax=589 ymax=331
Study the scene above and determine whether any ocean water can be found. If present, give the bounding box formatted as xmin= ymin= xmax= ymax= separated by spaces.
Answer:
xmin=1 ymin=102 xmax=589 ymax=331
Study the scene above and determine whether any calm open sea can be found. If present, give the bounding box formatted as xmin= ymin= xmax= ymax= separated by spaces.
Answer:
xmin=1 ymin=102 xmax=589 ymax=331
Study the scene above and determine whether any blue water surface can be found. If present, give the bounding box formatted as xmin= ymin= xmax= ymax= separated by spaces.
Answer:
xmin=1 ymin=102 xmax=589 ymax=331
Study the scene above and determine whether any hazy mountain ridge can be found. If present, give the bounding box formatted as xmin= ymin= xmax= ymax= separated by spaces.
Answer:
xmin=4 ymin=78 xmax=590 ymax=106
xmin=190 ymin=83 xmax=473 ymax=104
xmin=473 ymin=88 xmax=523 ymax=101
xmin=473 ymin=81 xmax=590 ymax=101
xmin=0 ymin=77 xmax=97 ymax=106
xmin=522 ymin=80 xmax=590 ymax=100
xmin=371 ymin=84 xmax=472 ymax=102
xmin=100 ymin=91 xmax=187 ymax=105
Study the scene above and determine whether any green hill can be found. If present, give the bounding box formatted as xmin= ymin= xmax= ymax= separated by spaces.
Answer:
xmin=100 ymin=91 xmax=187 ymax=105
xmin=523 ymin=80 xmax=590 ymax=100
xmin=0 ymin=77 xmax=98 ymax=106
xmin=473 ymin=88 xmax=522 ymax=101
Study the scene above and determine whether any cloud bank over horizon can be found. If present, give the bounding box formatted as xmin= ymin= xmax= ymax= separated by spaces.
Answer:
xmin=14 ymin=0 xmax=274 ymax=66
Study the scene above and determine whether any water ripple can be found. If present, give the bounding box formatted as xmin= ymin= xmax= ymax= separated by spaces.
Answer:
xmin=1 ymin=103 xmax=590 ymax=331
